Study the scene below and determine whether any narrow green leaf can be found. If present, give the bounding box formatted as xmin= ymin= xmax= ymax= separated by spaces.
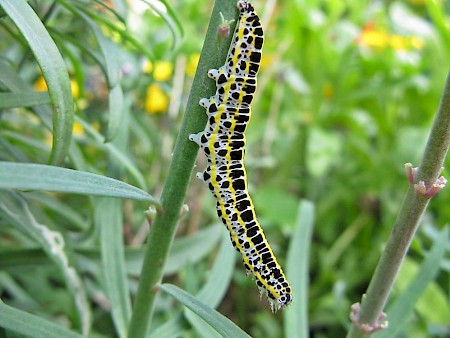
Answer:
xmin=284 ymin=200 xmax=315 ymax=338
xmin=0 ymin=249 xmax=49 ymax=269
xmin=0 ymin=162 xmax=158 ymax=204
xmin=0 ymin=92 xmax=50 ymax=108
xmin=164 ymin=225 xmax=222 ymax=275
xmin=0 ymin=0 xmax=74 ymax=165
xmin=159 ymin=284 xmax=251 ymax=338
xmin=25 ymin=192 xmax=88 ymax=231
xmin=141 ymin=0 xmax=183 ymax=49
xmin=75 ymin=116 xmax=148 ymax=190
xmin=96 ymin=197 xmax=131 ymax=338
xmin=194 ymin=229 xmax=235 ymax=308
xmin=147 ymin=312 xmax=188 ymax=338
xmin=185 ymin=229 xmax=236 ymax=338
xmin=0 ymin=301 xmax=83 ymax=338
xmin=375 ymin=226 xmax=450 ymax=338
xmin=0 ymin=60 xmax=28 ymax=92
xmin=0 ymin=192 xmax=91 ymax=335
xmin=106 ymin=83 xmax=124 ymax=142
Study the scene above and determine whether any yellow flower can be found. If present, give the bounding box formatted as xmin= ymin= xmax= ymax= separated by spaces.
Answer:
xmin=34 ymin=76 xmax=48 ymax=91
xmin=145 ymin=84 xmax=168 ymax=114
xmin=186 ymin=53 xmax=200 ymax=77
xmin=153 ymin=61 xmax=173 ymax=81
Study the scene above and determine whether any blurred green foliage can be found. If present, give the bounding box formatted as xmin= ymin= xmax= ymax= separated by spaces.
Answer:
xmin=0 ymin=0 xmax=449 ymax=337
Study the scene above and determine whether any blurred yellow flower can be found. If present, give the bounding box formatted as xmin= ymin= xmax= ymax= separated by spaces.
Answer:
xmin=153 ymin=61 xmax=173 ymax=81
xmin=70 ymin=80 xmax=80 ymax=98
xmin=356 ymin=24 xmax=389 ymax=49
xmin=356 ymin=23 xmax=424 ymax=51
xmin=73 ymin=120 xmax=85 ymax=136
xmin=186 ymin=53 xmax=200 ymax=77
xmin=145 ymin=84 xmax=168 ymax=114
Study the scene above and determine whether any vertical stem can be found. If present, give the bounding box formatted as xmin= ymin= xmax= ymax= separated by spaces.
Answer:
xmin=127 ymin=1 xmax=238 ymax=337
xmin=346 ymin=71 xmax=450 ymax=338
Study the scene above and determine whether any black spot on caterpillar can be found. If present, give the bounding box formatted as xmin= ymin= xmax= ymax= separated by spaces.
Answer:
xmin=189 ymin=0 xmax=292 ymax=311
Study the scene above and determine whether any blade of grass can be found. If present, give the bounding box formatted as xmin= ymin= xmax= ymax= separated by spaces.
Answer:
xmin=284 ymin=200 xmax=315 ymax=338
xmin=0 ymin=301 xmax=83 ymax=338
xmin=0 ymin=0 xmax=74 ymax=165
xmin=159 ymin=283 xmax=251 ymax=338
xmin=0 ymin=161 xmax=158 ymax=203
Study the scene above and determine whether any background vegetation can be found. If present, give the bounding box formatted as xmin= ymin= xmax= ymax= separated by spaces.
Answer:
xmin=0 ymin=0 xmax=449 ymax=337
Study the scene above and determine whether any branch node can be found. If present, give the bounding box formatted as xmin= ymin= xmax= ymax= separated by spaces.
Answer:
xmin=350 ymin=302 xmax=388 ymax=334
xmin=404 ymin=162 xmax=418 ymax=184
xmin=217 ymin=12 xmax=235 ymax=38
xmin=414 ymin=176 xmax=447 ymax=198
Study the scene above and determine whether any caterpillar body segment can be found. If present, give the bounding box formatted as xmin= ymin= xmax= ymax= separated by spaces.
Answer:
xmin=190 ymin=1 xmax=292 ymax=311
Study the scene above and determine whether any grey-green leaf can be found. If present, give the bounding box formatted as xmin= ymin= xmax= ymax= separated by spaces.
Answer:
xmin=0 ymin=92 xmax=50 ymax=108
xmin=284 ymin=200 xmax=315 ymax=338
xmin=159 ymin=284 xmax=251 ymax=338
xmin=0 ymin=302 xmax=83 ymax=338
xmin=0 ymin=0 xmax=75 ymax=165
xmin=0 ymin=162 xmax=158 ymax=204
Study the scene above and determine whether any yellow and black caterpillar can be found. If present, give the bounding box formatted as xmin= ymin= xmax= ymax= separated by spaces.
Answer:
xmin=190 ymin=0 xmax=292 ymax=311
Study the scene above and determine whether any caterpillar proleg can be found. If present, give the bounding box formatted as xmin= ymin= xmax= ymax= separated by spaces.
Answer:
xmin=190 ymin=0 xmax=292 ymax=311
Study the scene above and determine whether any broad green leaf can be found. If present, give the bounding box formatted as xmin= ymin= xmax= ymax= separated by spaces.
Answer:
xmin=159 ymin=284 xmax=251 ymax=338
xmin=284 ymin=200 xmax=315 ymax=338
xmin=0 ymin=302 xmax=83 ymax=338
xmin=0 ymin=0 xmax=74 ymax=165
xmin=0 ymin=162 xmax=158 ymax=204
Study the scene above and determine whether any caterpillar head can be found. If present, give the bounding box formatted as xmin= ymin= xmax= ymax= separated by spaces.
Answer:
xmin=237 ymin=0 xmax=254 ymax=13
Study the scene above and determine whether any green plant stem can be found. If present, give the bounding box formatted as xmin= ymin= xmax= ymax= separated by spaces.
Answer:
xmin=346 ymin=71 xmax=450 ymax=338
xmin=127 ymin=1 xmax=238 ymax=337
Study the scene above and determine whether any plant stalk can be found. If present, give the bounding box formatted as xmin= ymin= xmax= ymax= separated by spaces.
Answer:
xmin=346 ymin=71 xmax=450 ymax=338
xmin=127 ymin=1 xmax=238 ymax=337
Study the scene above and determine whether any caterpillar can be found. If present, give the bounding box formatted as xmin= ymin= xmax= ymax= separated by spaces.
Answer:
xmin=189 ymin=1 xmax=292 ymax=311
